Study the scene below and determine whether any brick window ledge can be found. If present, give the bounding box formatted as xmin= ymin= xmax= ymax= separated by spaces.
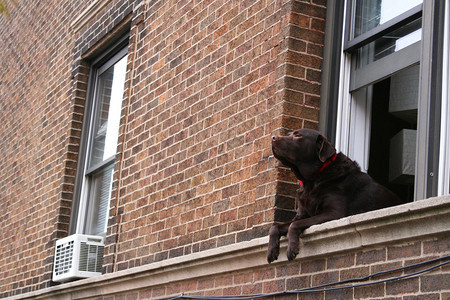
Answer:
xmin=13 ymin=195 xmax=450 ymax=299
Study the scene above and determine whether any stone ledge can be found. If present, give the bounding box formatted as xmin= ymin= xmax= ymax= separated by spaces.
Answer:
xmin=70 ymin=0 xmax=110 ymax=33
xmin=12 ymin=195 xmax=450 ymax=299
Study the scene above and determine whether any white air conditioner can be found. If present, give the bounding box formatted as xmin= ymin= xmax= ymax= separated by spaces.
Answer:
xmin=53 ymin=234 xmax=105 ymax=282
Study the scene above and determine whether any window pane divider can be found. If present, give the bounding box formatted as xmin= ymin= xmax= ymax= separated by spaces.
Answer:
xmin=97 ymin=46 xmax=128 ymax=75
xmin=85 ymin=155 xmax=116 ymax=176
xmin=345 ymin=4 xmax=423 ymax=52
xmin=350 ymin=41 xmax=420 ymax=92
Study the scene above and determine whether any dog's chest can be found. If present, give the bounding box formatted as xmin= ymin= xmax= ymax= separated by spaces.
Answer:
xmin=298 ymin=194 xmax=320 ymax=216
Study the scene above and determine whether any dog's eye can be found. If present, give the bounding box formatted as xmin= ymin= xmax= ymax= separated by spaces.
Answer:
xmin=293 ymin=132 xmax=303 ymax=138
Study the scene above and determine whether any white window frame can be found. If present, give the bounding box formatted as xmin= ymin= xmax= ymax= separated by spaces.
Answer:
xmin=438 ymin=2 xmax=450 ymax=196
xmin=338 ymin=2 xmax=422 ymax=173
xmin=321 ymin=0 xmax=449 ymax=201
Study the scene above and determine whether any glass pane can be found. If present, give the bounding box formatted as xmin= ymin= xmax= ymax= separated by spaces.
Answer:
xmin=84 ymin=164 xmax=114 ymax=235
xmin=355 ymin=18 xmax=421 ymax=69
xmin=89 ymin=55 xmax=127 ymax=168
xmin=350 ymin=65 xmax=419 ymax=204
xmin=351 ymin=0 xmax=422 ymax=38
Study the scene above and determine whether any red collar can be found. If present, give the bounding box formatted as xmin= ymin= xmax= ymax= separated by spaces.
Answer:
xmin=317 ymin=153 xmax=338 ymax=175
xmin=298 ymin=153 xmax=337 ymax=186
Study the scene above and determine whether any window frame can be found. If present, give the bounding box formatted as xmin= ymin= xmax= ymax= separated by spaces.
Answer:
xmin=69 ymin=36 xmax=129 ymax=236
xmin=438 ymin=1 xmax=450 ymax=196
xmin=415 ymin=0 xmax=446 ymax=199
xmin=320 ymin=0 xmax=449 ymax=200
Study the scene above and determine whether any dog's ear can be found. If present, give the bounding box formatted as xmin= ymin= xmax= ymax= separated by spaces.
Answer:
xmin=316 ymin=134 xmax=336 ymax=163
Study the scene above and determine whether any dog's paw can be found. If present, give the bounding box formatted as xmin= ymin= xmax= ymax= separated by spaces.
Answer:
xmin=286 ymin=242 xmax=299 ymax=261
xmin=267 ymin=245 xmax=280 ymax=263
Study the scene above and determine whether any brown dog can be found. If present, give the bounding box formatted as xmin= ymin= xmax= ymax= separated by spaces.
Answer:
xmin=267 ymin=129 xmax=402 ymax=263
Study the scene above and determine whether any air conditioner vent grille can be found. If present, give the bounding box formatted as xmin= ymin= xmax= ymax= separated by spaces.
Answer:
xmin=53 ymin=234 xmax=105 ymax=282
xmin=54 ymin=240 xmax=74 ymax=276
xmin=79 ymin=242 xmax=104 ymax=273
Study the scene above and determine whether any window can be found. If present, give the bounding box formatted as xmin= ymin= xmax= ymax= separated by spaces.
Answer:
xmin=70 ymin=43 xmax=128 ymax=236
xmin=320 ymin=0 xmax=449 ymax=201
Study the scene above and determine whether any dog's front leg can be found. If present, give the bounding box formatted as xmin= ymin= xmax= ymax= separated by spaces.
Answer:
xmin=286 ymin=222 xmax=303 ymax=261
xmin=267 ymin=222 xmax=290 ymax=263
xmin=268 ymin=187 xmax=309 ymax=263
xmin=286 ymin=210 xmax=344 ymax=261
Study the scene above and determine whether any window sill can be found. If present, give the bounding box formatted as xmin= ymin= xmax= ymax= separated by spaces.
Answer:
xmin=12 ymin=195 xmax=450 ymax=299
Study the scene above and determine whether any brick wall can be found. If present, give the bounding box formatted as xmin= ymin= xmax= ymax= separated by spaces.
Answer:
xmin=2 ymin=0 xmax=448 ymax=299
xmin=101 ymin=0 xmax=327 ymax=275
xmin=105 ymin=237 xmax=449 ymax=300
xmin=0 ymin=0 xmax=90 ymax=296
xmin=0 ymin=0 xmax=139 ymax=296
xmin=1 ymin=0 xmax=326 ymax=297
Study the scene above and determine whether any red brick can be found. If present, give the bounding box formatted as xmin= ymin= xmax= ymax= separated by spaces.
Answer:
xmin=327 ymin=254 xmax=355 ymax=269
xmin=263 ymin=279 xmax=285 ymax=293
xmin=254 ymin=268 xmax=276 ymax=282
xmin=312 ymin=271 xmax=339 ymax=286
xmin=354 ymin=282 xmax=385 ymax=299
xmin=403 ymin=294 xmax=440 ymax=300
xmin=234 ymin=271 xmax=253 ymax=284
xmin=386 ymin=277 xmax=419 ymax=295
xmin=223 ymin=286 xmax=241 ymax=296
xmin=291 ymin=13 xmax=310 ymax=28
xmin=242 ymin=282 xmax=263 ymax=295
xmin=423 ymin=237 xmax=450 ymax=254
xmin=215 ymin=275 xmax=233 ymax=287
xmin=340 ymin=266 xmax=369 ymax=281
xmin=286 ymin=275 xmax=310 ymax=290
xmin=370 ymin=261 xmax=403 ymax=280
xmin=301 ymin=259 xmax=326 ymax=274
xmin=388 ymin=242 xmax=421 ymax=260
xmin=324 ymin=289 xmax=354 ymax=300
xmin=421 ymin=274 xmax=450 ymax=292
xmin=356 ymin=249 xmax=386 ymax=265
xmin=197 ymin=277 xmax=215 ymax=290
xmin=277 ymin=263 xmax=300 ymax=277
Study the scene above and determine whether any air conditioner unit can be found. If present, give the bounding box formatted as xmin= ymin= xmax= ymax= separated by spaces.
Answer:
xmin=53 ymin=234 xmax=105 ymax=282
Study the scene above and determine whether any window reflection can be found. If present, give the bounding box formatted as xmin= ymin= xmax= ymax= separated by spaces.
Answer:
xmin=355 ymin=18 xmax=421 ymax=69
xmin=351 ymin=0 xmax=422 ymax=38
xmin=89 ymin=55 xmax=127 ymax=168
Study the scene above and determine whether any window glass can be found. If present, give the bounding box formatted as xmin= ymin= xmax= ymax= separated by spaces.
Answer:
xmin=325 ymin=0 xmax=447 ymax=201
xmin=355 ymin=18 xmax=422 ymax=68
xmin=351 ymin=0 xmax=423 ymax=38
xmin=363 ymin=65 xmax=419 ymax=203
xmin=72 ymin=46 xmax=128 ymax=236
xmin=338 ymin=1 xmax=424 ymax=204
xmin=89 ymin=55 xmax=127 ymax=168
xmin=81 ymin=52 xmax=127 ymax=236
xmin=84 ymin=164 xmax=114 ymax=235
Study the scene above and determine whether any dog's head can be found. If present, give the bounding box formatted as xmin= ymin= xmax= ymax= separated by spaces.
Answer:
xmin=271 ymin=129 xmax=336 ymax=181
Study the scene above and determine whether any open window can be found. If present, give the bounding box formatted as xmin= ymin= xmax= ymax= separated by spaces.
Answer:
xmin=320 ymin=0 xmax=449 ymax=201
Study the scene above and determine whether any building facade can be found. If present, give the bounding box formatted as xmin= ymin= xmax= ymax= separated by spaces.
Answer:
xmin=0 ymin=0 xmax=449 ymax=299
